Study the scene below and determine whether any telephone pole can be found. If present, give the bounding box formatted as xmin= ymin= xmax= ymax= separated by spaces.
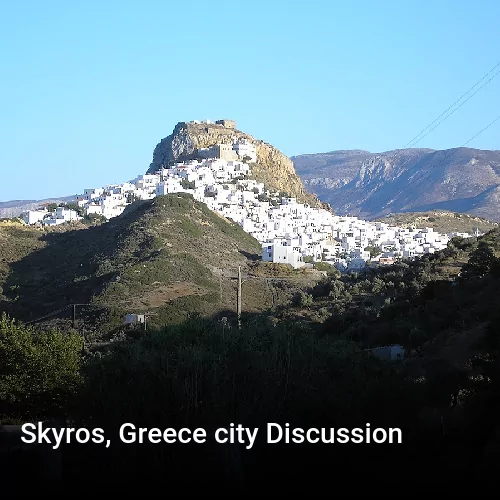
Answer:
xmin=219 ymin=269 xmax=223 ymax=304
xmin=237 ymin=266 xmax=242 ymax=328
xmin=72 ymin=304 xmax=77 ymax=329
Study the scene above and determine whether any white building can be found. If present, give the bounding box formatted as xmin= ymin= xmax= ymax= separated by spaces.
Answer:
xmin=233 ymin=139 xmax=257 ymax=163
xmin=65 ymin=140 xmax=476 ymax=273
xmin=42 ymin=207 xmax=82 ymax=226
xmin=262 ymin=239 xmax=305 ymax=268
xmin=21 ymin=209 xmax=48 ymax=225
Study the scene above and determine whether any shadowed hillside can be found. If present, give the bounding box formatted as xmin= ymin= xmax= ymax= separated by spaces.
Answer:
xmin=0 ymin=194 xmax=280 ymax=333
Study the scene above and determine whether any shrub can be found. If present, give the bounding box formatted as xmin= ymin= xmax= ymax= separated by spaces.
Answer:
xmin=0 ymin=313 xmax=83 ymax=419
xmin=292 ymin=291 xmax=314 ymax=307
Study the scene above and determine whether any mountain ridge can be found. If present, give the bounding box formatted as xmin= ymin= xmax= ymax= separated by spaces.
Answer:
xmin=293 ymin=146 xmax=500 ymax=221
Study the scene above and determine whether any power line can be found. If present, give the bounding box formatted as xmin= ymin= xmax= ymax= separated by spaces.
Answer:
xmin=359 ymin=61 xmax=500 ymax=176
xmin=25 ymin=305 xmax=72 ymax=324
xmin=384 ymin=111 xmax=500 ymax=208
xmin=407 ymin=112 xmax=500 ymax=180
xmin=461 ymin=113 xmax=500 ymax=148
xmin=24 ymin=302 xmax=99 ymax=325
xmin=393 ymin=67 xmax=500 ymax=173
xmin=403 ymin=61 xmax=500 ymax=149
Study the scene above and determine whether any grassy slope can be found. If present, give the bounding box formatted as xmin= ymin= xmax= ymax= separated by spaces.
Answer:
xmin=373 ymin=210 xmax=498 ymax=234
xmin=0 ymin=194 xmax=278 ymax=331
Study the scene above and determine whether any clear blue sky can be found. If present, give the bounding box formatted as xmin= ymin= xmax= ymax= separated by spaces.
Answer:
xmin=1 ymin=0 xmax=499 ymax=201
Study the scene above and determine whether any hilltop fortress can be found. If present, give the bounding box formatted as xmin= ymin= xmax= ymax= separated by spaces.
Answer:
xmin=146 ymin=119 xmax=317 ymax=207
xmin=187 ymin=119 xmax=236 ymax=129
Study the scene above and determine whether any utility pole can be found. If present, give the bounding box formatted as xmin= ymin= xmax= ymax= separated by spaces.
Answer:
xmin=219 ymin=269 xmax=223 ymax=304
xmin=237 ymin=266 xmax=242 ymax=328
xmin=72 ymin=304 xmax=76 ymax=329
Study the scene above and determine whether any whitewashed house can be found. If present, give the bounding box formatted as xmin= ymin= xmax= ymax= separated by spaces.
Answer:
xmin=43 ymin=207 xmax=82 ymax=226
xmin=21 ymin=209 xmax=48 ymax=225
xmin=262 ymin=238 xmax=305 ymax=268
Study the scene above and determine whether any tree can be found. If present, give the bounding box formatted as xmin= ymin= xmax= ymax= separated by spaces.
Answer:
xmin=371 ymin=277 xmax=386 ymax=294
xmin=62 ymin=202 xmax=84 ymax=216
xmin=292 ymin=291 xmax=314 ymax=307
xmin=461 ymin=241 xmax=497 ymax=279
xmin=83 ymin=213 xmax=107 ymax=225
xmin=46 ymin=203 xmax=58 ymax=212
xmin=0 ymin=313 xmax=83 ymax=419
xmin=328 ymin=280 xmax=345 ymax=300
xmin=364 ymin=245 xmax=382 ymax=258
xmin=181 ymin=179 xmax=196 ymax=190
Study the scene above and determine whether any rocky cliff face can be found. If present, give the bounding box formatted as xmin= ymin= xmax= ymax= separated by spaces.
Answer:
xmin=147 ymin=122 xmax=322 ymax=207
xmin=293 ymin=147 xmax=500 ymax=221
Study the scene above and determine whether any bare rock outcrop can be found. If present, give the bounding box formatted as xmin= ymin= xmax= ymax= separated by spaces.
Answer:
xmin=147 ymin=121 xmax=321 ymax=207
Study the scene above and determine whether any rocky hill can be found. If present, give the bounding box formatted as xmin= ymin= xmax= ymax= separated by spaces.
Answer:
xmin=293 ymin=147 xmax=500 ymax=221
xmin=147 ymin=121 xmax=323 ymax=208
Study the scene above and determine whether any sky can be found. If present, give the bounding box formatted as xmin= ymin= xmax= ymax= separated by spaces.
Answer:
xmin=0 ymin=0 xmax=499 ymax=201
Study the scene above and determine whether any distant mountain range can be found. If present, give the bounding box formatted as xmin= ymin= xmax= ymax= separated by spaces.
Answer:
xmin=0 ymin=196 xmax=76 ymax=219
xmin=292 ymin=147 xmax=500 ymax=221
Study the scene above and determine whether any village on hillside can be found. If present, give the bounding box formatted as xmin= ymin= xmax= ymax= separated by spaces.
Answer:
xmin=20 ymin=120 xmax=482 ymax=272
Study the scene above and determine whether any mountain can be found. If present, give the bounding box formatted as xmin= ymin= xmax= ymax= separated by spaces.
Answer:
xmin=292 ymin=147 xmax=500 ymax=221
xmin=147 ymin=120 xmax=323 ymax=208
xmin=0 ymin=194 xmax=316 ymax=334
xmin=0 ymin=195 xmax=76 ymax=219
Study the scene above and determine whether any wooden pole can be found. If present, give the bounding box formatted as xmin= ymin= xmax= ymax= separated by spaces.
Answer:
xmin=220 ymin=269 xmax=223 ymax=304
xmin=72 ymin=304 xmax=76 ymax=329
xmin=237 ymin=266 xmax=242 ymax=328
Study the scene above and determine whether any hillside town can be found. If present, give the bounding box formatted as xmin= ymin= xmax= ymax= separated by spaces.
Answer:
xmin=20 ymin=126 xmax=482 ymax=272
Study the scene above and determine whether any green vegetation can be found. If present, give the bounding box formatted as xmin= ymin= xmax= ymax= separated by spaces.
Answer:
xmin=0 ymin=313 xmax=83 ymax=420
xmin=181 ymin=178 xmax=196 ymax=190
xmin=3 ymin=196 xmax=500 ymax=492
xmin=60 ymin=202 xmax=84 ymax=216
xmin=374 ymin=210 xmax=498 ymax=234
xmin=83 ymin=212 xmax=107 ymax=225
xmin=2 ymin=228 xmax=500 ymax=492
xmin=0 ymin=194 xmax=266 ymax=332
xmin=313 ymin=261 xmax=339 ymax=275
xmin=364 ymin=245 xmax=382 ymax=258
